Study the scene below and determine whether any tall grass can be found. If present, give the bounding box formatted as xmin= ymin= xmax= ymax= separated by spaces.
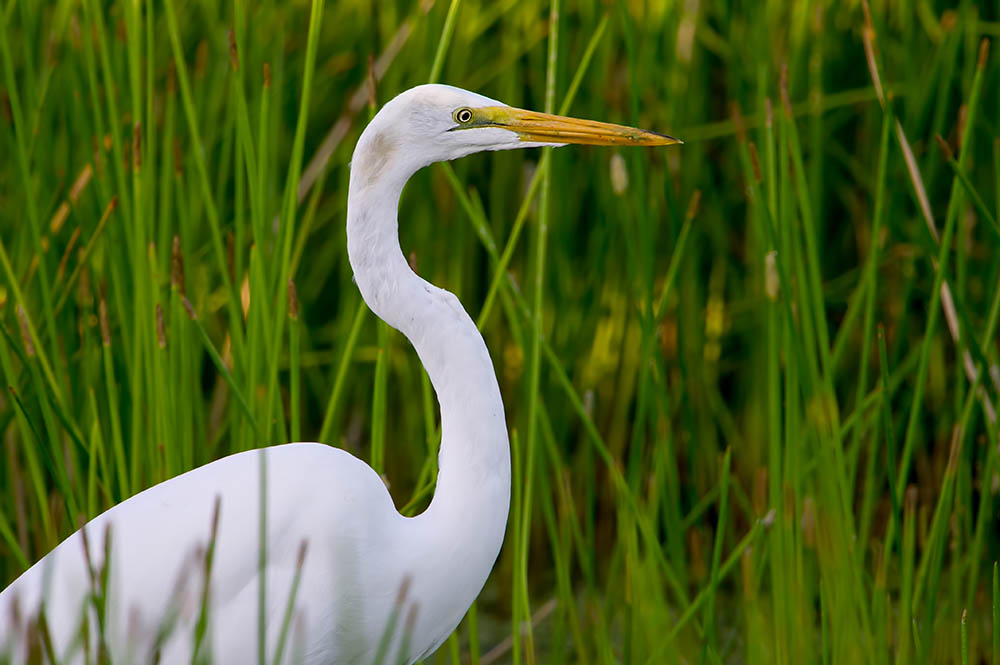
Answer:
xmin=1 ymin=0 xmax=1000 ymax=663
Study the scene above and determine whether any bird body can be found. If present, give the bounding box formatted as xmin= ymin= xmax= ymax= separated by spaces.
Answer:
xmin=1 ymin=444 xmax=445 ymax=664
xmin=0 ymin=84 xmax=676 ymax=664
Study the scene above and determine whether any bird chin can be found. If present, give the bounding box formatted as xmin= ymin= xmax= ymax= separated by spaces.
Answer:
xmin=519 ymin=140 xmax=567 ymax=150
xmin=487 ymin=140 xmax=566 ymax=152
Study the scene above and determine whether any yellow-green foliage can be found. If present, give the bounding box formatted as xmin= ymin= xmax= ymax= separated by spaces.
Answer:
xmin=1 ymin=1 xmax=999 ymax=663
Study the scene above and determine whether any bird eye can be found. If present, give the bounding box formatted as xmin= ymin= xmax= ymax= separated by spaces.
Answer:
xmin=455 ymin=108 xmax=473 ymax=124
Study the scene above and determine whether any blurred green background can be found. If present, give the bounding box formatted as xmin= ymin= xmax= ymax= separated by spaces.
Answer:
xmin=2 ymin=0 xmax=1000 ymax=662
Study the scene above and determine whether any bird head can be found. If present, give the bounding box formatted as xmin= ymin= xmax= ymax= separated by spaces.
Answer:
xmin=351 ymin=84 xmax=679 ymax=183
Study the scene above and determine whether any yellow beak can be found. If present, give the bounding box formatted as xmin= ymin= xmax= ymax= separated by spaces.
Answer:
xmin=480 ymin=106 xmax=680 ymax=147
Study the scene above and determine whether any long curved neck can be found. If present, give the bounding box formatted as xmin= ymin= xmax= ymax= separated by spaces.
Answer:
xmin=346 ymin=140 xmax=511 ymax=543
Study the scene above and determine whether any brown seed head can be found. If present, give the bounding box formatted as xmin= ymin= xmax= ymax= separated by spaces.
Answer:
xmin=748 ymin=141 xmax=762 ymax=184
xmin=779 ymin=63 xmax=792 ymax=119
xmin=730 ymin=102 xmax=746 ymax=144
xmin=366 ymin=54 xmax=377 ymax=111
xmin=171 ymin=235 xmax=186 ymax=295
xmin=685 ymin=189 xmax=702 ymax=221
xmin=195 ymin=40 xmax=208 ymax=79
xmin=132 ymin=122 xmax=141 ymax=170
xmin=156 ymin=303 xmax=166 ymax=349
xmin=99 ymin=294 xmax=111 ymax=346
xmin=288 ymin=279 xmax=299 ymax=321
xmin=226 ymin=231 xmax=235 ymax=285
xmin=173 ymin=137 xmax=183 ymax=177
xmin=228 ymin=30 xmax=239 ymax=71
xmin=934 ymin=134 xmax=954 ymax=162
xmin=49 ymin=203 xmax=71 ymax=235
xmin=16 ymin=306 xmax=35 ymax=357
xmin=957 ymin=105 xmax=968 ymax=150
xmin=395 ymin=575 xmax=412 ymax=606
xmin=69 ymin=164 xmax=93 ymax=204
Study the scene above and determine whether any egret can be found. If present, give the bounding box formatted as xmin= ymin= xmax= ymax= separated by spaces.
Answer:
xmin=0 ymin=84 xmax=678 ymax=664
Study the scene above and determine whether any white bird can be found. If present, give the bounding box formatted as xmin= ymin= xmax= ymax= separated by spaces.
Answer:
xmin=0 ymin=84 xmax=678 ymax=664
